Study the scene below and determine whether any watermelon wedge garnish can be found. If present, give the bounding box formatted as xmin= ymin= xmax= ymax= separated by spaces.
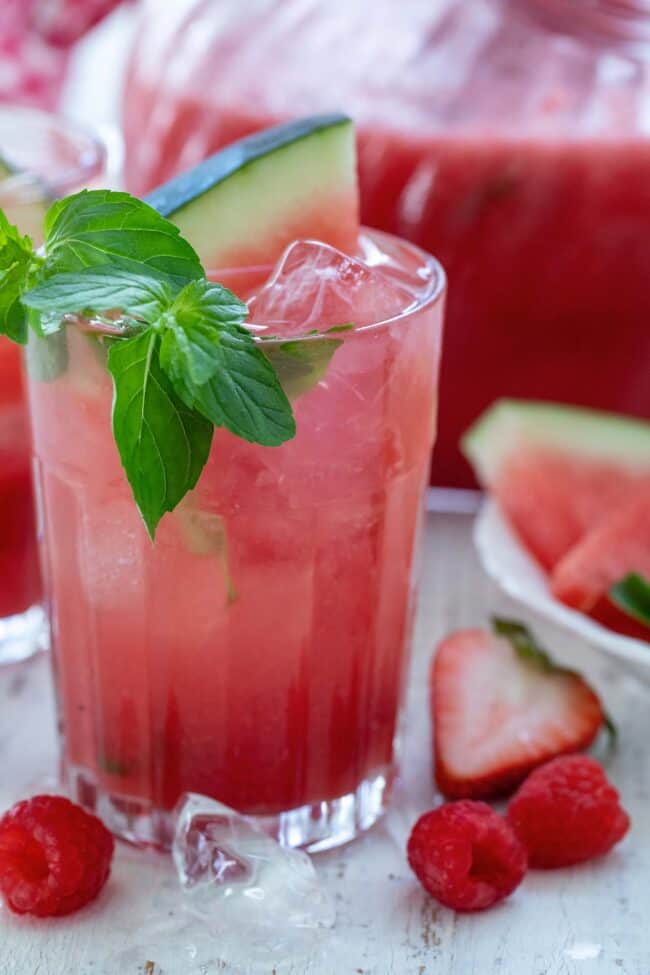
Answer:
xmin=145 ymin=115 xmax=359 ymax=269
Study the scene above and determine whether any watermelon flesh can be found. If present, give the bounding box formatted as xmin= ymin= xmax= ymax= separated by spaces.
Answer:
xmin=551 ymin=493 xmax=650 ymax=612
xmin=464 ymin=399 xmax=650 ymax=641
xmin=493 ymin=446 xmax=650 ymax=572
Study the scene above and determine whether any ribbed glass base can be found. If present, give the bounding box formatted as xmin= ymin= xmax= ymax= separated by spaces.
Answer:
xmin=67 ymin=764 xmax=393 ymax=853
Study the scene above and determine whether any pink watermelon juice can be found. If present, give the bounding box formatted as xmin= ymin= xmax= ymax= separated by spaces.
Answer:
xmin=127 ymin=103 xmax=650 ymax=486
xmin=27 ymin=231 xmax=445 ymax=847
xmin=0 ymin=339 xmax=39 ymax=619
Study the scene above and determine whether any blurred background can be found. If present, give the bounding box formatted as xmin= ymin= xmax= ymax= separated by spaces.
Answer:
xmin=2 ymin=0 xmax=650 ymax=488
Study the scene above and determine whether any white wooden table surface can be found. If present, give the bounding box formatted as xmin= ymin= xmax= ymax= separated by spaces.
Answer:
xmin=0 ymin=509 xmax=648 ymax=975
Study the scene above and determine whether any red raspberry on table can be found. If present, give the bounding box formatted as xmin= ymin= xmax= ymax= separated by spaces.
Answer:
xmin=507 ymin=755 xmax=630 ymax=869
xmin=0 ymin=795 xmax=114 ymax=917
xmin=407 ymin=800 xmax=527 ymax=912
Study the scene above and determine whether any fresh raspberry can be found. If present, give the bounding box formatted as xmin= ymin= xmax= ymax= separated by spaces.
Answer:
xmin=507 ymin=756 xmax=630 ymax=868
xmin=407 ymin=800 xmax=527 ymax=912
xmin=0 ymin=795 xmax=114 ymax=916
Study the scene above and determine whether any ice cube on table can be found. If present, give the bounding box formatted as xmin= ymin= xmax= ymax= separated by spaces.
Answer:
xmin=173 ymin=793 xmax=336 ymax=932
xmin=247 ymin=240 xmax=415 ymax=336
xmin=103 ymin=796 xmax=338 ymax=974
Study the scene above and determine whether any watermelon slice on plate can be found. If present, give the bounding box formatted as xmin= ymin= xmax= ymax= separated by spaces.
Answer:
xmin=467 ymin=400 xmax=650 ymax=661
xmin=551 ymin=493 xmax=650 ymax=615
xmin=463 ymin=399 xmax=650 ymax=571
xmin=474 ymin=499 xmax=649 ymax=669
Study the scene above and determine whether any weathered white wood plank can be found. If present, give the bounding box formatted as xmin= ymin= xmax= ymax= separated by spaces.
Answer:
xmin=0 ymin=512 xmax=647 ymax=974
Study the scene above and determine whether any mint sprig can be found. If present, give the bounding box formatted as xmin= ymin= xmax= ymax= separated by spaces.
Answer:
xmin=0 ymin=210 xmax=39 ymax=343
xmin=43 ymin=189 xmax=204 ymax=285
xmin=24 ymin=265 xmax=174 ymax=323
xmin=0 ymin=189 xmax=298 ymax=538
xmin=162 ymin=281 xmax=296 ymax=446
xmin=108 ymin=330 xmax=214 ymax=538
xmin=609 ymin=573 xmax=650 ymax=629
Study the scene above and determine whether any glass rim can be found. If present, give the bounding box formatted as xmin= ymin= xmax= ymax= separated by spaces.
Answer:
xmin=0 ymin=106 xmax=106 ymax=201
xmin=208 ymin=228 xmax=447 ymax=345
xmin=33 ymin=229 xmax=446 ymax=346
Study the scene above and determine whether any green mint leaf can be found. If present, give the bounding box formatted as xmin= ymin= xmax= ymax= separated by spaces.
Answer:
xmin=160 ymin=320 xmax=226 ymax=395
xmin=262 ymin=336 xmax=343 ymax=400
xmin=25 ymin=328 xmax=69 ymax=382
xmin=492 ymin=616 xmax=617 ymax=741
xmin=158 ymin=279 xmax=295 ymax=446
xmin=23 ymin=265 xmax=174 ymax=323
xmin=1 ymin=287 xmax=28 ymax=343
xmin=108 ymin=329 xmax=213 ymax=539
xmin=188 ymin=334 xmax=296 ymax=445
xmin=159 ymin=279 xmax=248 ymax=387
xmin=609 ymin=573 xmax=650 ymax=628
xmin=0 ymin=209 xmax=35 ymax=343
xmin=43 ymin=190 xmax=203 ymax=287
xmin=172 ymin=279 xmax=249 ymax=331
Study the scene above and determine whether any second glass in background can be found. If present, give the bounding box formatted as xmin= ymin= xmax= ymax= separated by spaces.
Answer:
xmin=0 ymin=107 xmax=105 ymax=663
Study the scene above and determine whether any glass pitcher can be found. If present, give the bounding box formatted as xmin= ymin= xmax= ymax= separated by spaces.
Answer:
xmin=122 ymin=0 xmax=650 ymax=487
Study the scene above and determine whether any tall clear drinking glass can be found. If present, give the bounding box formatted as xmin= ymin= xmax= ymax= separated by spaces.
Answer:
xmin=0 ymin=107 xmax=105 ymax=663
xmin=26 ymin=230 xmax=445 ymax=851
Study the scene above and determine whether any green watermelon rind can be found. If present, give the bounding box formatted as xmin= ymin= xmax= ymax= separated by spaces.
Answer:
xmin=144 ymin=114 xmax=357 ymax=268
xmin=463 ymin=399 xmax=650 ymax=485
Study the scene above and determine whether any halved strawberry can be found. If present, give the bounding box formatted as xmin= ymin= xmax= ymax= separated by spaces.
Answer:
xmin=551 ymin=493 xmax=650 ymax=612
xmin=432 ymin=620 xmax=605 ymax=800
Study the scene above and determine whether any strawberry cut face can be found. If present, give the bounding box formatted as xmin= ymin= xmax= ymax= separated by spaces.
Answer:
xmin=432 ymin=627 xmax=604 ymax=800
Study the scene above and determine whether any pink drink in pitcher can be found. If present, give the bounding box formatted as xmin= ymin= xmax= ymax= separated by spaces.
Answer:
xmin=123 ymin=0 xmax=650 ymax=486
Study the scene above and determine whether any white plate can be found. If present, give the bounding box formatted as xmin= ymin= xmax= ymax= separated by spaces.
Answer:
xmin=474 ymin=498 xmax=650 ymax=670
